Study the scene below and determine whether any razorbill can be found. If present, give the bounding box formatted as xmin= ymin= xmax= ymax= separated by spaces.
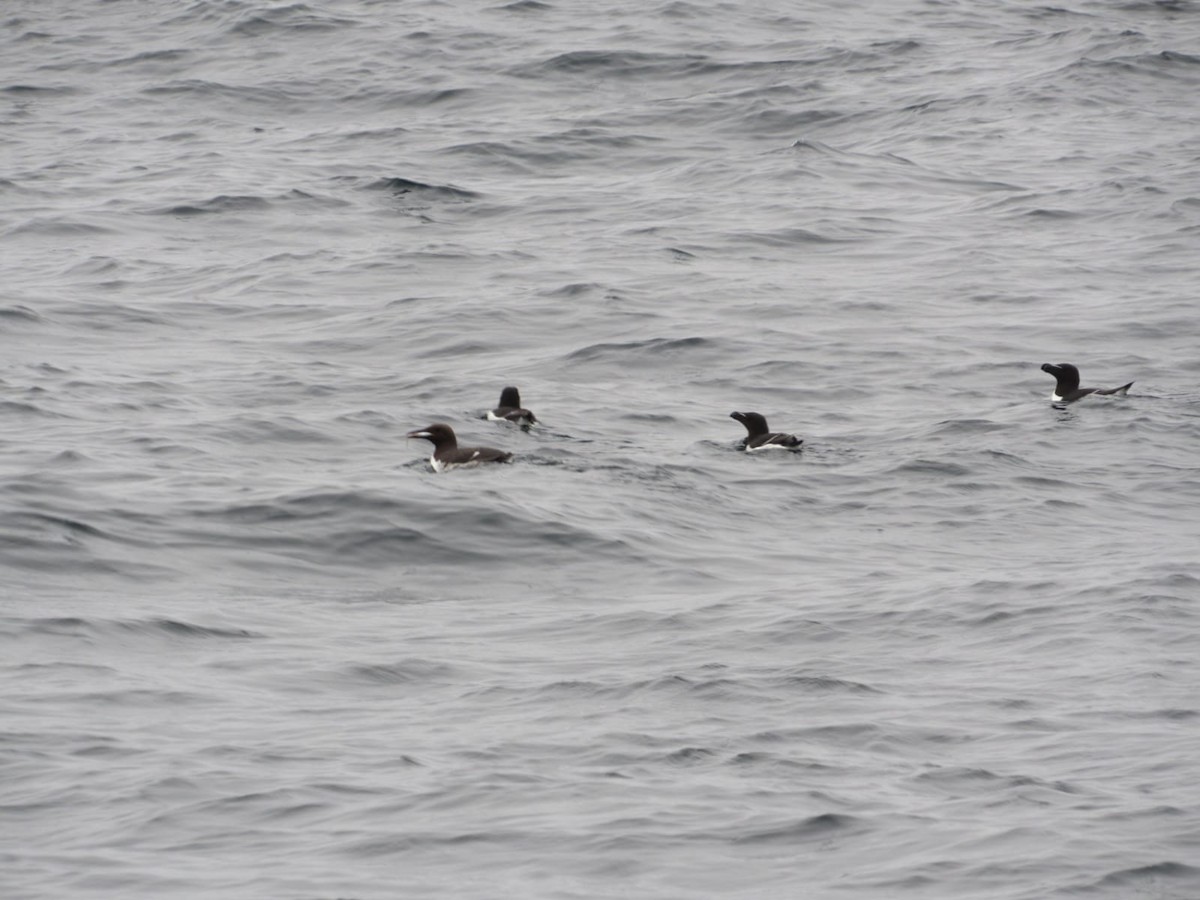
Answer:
xmin=487 ymin=386 xmax=537 ymax=428
xmin=1041 ymin=363 xmax=1133 ymax=403
xmin=406 ymin=423 xmax=512 ymax=472
xmin=730 ymin=411 xmax=803 ymax=451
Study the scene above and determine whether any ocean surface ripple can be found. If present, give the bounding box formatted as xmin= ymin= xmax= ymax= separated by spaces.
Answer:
xmin=3 ymin=1 xmax=1200 ymax=898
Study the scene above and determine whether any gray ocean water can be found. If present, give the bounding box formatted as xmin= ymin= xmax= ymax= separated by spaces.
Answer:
xmin=4 ymin=1 xmax=1200 ymax=897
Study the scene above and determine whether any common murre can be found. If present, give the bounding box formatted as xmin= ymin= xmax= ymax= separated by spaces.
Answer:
xmin=487 ymin=386 xmax=537 ymax=428
xmin=406 ymin=423 xmax=512 ymax=472
xmin=1041 ymin=363 xmax=1133 ymax=403
xmin=730 ymin=411 xmax=803 ymax=451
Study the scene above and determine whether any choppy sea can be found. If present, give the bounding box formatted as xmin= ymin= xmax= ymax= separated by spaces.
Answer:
xmin=4 ymin=1 xmax=1200 ymax=897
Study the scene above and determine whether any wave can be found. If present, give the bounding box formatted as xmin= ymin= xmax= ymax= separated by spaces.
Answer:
xmin=155 ymin=189 xmax=348 ymax=217
xmin=152 ymin=194 xmax=271 ymax=216
xmin=362 ymin=177 xmax=480 ymax=201
xmin=338 ymin=659 xmax=459 ymax=686
xmin=1085 ymin=860 xmax=1200 ymax=891
xmin=494 ymin=0 xmax=551 ymax=10
xmin=18 ymin=616 xmax=261 ymax=641
xmin=510 ymin=49 xmax=713 ymax=79
xmin=564 ymin=336 xmax=724 ymax=365
xmin=107 ymin=49 xmax=192 ymax=68
xmin=723 ymin=225 xmax=852 ymax=247
xmin=733 ymin=813 xmax=864 ymax=844
xmin=344 ymin=86 xmax=475 ymax=108
xmin=169 ymin=489 xmax=650 ymax=573
xmin=229 ymin=6 xmax=360 ymax=37
xmin=2 ymin=84 xmax=78 ymax=96
xmin=0 ymin=490 xmax=576 ymax=583
xmin=142 ymin=79 xmax=303 ymax=106
xmin=444 ymin=128 xmax=665 ymax=169
xmin=5 ymin=217 xmax=113 ymax=237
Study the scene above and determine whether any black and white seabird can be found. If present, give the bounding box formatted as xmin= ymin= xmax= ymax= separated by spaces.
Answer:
xmin=406 ymin=423 xmax=512 ymax=472
xmin=1041 ymin=363 xmax=1133 ymax=403
xmin=730 ymin=411 xmax=803 ymax=451
xmin=487 ymin=386 xmax=537 ymax=428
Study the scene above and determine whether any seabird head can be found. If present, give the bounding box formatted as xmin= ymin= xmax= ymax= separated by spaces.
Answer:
xmin=406 ymin=423 xmax=457 ymax=449
xmin=730 ymin=411 xmax=770 ymax=438
xmin=498 ymin=386 xmax=522 ymax=408
xmin=1041 ymin=362 xmax=1080 ymax=393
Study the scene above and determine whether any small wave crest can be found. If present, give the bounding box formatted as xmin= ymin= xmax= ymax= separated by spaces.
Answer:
xmin=363 ymin=177 xmax=479 ymax=201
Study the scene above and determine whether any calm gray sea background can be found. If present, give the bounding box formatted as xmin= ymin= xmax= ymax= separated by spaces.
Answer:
xmin=3 ymin=1 xmax=1200 ymax=898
